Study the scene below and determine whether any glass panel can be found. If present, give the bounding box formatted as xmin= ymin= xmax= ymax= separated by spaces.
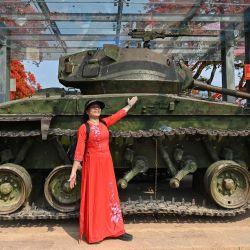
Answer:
xmin=123 ymin=0 xmax=197 ymax=14
xmin=0 ymin=1 xmax=42 ymax=14
xmin=65 ymin=40 xmax=115 ymax=48
xmin=0 ymin=26 xmax=52 ymax=35
xmin=47 ymin=2 xmax=117 ymax=14
xmin=0 ymin=0 xmax=248 ymax=62
xmin=56 ymin=21 xmax=116 ymax=35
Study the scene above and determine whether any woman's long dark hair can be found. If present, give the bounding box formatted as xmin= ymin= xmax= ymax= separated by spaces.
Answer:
xmin=81 ymin=113 xmax=89 ymax=124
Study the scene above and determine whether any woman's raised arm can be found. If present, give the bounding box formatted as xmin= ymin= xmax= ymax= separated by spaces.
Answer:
xmin=103 ymin=96 xmax=138 ymax=127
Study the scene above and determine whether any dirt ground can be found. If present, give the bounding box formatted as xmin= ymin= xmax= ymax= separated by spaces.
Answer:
xmin=1 ymin=212 xmax=250 ymax=250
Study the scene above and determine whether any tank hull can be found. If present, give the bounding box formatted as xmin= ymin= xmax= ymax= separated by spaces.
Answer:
xmin=0 ymin=93 xmax=250 ymax=218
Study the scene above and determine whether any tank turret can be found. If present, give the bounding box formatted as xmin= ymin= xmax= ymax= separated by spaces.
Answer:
xmin=58 ymin=44 xmax=181 ymax=95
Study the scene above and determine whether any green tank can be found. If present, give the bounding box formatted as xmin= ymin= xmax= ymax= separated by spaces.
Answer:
xmin=1 ymin=30 xmax=250 ymax=219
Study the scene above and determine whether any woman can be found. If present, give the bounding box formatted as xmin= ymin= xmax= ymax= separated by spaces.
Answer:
xmin=69 ymin=96 xmax=138 ymax=244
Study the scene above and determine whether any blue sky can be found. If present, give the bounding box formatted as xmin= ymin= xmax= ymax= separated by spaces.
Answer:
xmin=23 ymin=60 xmax=64 ymax=88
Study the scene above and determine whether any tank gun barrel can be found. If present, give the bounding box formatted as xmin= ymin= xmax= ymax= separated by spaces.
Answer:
xmin=193 ymin=80 xmax=250 ymax=100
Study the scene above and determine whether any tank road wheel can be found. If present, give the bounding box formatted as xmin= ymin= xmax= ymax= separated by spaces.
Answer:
xmin=0 ymin=163 xmax=32 ymax=215
xmin=44 ymin=165 xmax=80 ymax=212
xmin=204 ymin=160 xmax=250 ymax=209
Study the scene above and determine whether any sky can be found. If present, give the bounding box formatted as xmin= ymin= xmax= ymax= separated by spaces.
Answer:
xmin=23 ymin=60 xmax=64 ymax=89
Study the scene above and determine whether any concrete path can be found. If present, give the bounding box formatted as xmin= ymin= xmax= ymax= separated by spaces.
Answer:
xmin=1 ymin=212 xmax=250 ymax=250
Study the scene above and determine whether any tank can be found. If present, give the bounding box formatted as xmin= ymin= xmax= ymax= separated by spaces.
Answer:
xmin=1 ymin=30 xmax=250 ymax=220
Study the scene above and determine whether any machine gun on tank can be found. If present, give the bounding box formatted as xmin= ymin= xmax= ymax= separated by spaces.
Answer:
xmin=128 ymin=29 xmax=216 ymax=48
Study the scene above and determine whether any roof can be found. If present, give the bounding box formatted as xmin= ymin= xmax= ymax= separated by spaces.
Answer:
xmin=0 ymin=0 xmax=249 ymax=61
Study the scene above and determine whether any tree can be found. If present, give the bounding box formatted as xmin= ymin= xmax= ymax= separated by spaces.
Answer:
xmin=10 ymin=60 xmax=42 ymax=100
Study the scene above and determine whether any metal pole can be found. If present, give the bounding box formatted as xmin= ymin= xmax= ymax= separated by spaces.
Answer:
xmin=0 ymin=45 xmax=10 ymax=103
xmin=244 ymin=7 xmax=250 ymax=107
xmin=221 ymin=23 xmax=236 ymax=103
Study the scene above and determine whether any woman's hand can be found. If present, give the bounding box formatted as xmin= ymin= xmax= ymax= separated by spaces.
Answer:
xmin=128 ymin=96 xmax=138 ymax=107
xmin=68 ymin=171 xmax=77 ymax=189
xmin=123 ymin=96 xmax=138 ymax=113
xmin=68 ymin=160 xmax=81 ymax=189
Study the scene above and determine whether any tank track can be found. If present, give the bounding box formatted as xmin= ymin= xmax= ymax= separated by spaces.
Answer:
xmin=0 ymin=197 xmax=249 ymax=220
xmin=1 ymin=127 xmax=250 ymax=137
xmin=1 ymin=127 xmax=250 ymax=220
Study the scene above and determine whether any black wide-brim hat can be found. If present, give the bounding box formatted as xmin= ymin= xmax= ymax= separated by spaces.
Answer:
xmin=84 ymin=99 xmax=105 ymax=113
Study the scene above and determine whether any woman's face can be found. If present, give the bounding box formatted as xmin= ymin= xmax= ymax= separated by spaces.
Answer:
xmin=86 ymin=103 xmax=101 ymax=118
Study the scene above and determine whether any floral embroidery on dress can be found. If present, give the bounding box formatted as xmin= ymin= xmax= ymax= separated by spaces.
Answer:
xmin=91 ymin=125 xmax=101 ymax=150
xmin=109 ymin=181 xmax=122 ymax=229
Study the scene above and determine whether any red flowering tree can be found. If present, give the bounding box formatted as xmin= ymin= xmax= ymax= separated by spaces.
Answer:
xmin=10 ymin=60 xmax=42 ymax=100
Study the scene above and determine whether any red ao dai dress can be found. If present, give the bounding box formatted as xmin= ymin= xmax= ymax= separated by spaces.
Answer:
xmin=74 ymin=109 xmax=127 ymax=243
